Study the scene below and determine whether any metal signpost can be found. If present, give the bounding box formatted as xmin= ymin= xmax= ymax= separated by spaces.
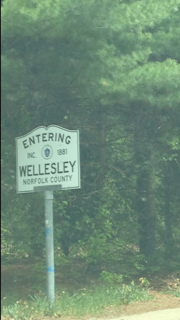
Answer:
xmin=16 ymin=125 xmax=80 ymax=303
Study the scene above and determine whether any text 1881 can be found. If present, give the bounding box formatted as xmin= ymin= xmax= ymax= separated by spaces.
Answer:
xmin=57 ymin=149 xmax=67 ymax=155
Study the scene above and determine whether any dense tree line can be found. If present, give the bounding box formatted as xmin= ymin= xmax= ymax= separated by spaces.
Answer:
xmin=1 ymin=0 xmax=180 ymax=276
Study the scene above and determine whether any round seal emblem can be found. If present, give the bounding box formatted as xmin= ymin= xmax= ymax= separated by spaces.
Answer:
xmin=41 ymin=145 xmax=53 ymax=160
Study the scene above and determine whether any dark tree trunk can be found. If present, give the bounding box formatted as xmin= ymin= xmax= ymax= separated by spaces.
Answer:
xmin=135 ymin=153 xmax=156 ymax=256
xmin=97 ymin=110 xmax=107 ymax=190
xmin=134 ymin=117 xmax=156 ymax=256
xmin=135 ymin=169 xmax=149 ymax=255
xmin=164 ymin=164 xmax=173 ymax=256
xmin=146 ymin=150 xmax=156 ymax=255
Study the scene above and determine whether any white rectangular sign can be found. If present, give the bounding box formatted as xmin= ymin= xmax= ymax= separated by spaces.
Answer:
xmin=16 ymin=125 xmax=80 ymax=193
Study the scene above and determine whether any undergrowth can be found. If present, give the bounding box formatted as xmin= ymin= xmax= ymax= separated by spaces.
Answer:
xmin=1 ymin=281 xmax=152 ymax=320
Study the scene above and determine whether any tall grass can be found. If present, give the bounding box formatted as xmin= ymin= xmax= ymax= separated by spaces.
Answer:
xmin=1 ymin=282 xmax=152 ymax=319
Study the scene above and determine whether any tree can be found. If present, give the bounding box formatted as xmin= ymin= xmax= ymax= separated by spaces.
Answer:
xmin=1 ymin=0 xmax=180 ymax=273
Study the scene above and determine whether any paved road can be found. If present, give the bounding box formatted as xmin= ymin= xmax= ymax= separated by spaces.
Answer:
xmin=90 ymin=308 xmax=180 ymax=320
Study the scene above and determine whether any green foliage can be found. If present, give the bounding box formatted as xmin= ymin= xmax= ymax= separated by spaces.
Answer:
xmin=1 ymin=0 xmax=180 ymax=290
xmin=1 ymin=283 xmax=153 ymax=319
xmin=172 ymin=290 xmax=180 ymax=298
xmin=100 ymin=271 xmax=124 ymax=285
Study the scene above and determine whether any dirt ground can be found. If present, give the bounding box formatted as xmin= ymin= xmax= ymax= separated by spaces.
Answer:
xmin=1 ymin=263 xmax=180 ymax=320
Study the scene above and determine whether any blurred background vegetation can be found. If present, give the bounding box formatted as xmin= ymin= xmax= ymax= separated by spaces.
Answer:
xmin=1 ymin=0 xmax=180 ymax=287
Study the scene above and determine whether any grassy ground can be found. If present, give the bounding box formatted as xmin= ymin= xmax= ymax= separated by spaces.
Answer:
xmin=1 ymin=258 xmax=180 ymax=320
xmin=1 ymin=283 xmax=153 ymax=319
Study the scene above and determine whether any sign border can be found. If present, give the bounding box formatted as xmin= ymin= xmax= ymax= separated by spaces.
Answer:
xmin=16 ymin=125 xmax=80 ymax=193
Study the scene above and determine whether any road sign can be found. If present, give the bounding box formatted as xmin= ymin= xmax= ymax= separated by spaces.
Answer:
xmin=16 ymin=125 xmax=80 ymax=193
